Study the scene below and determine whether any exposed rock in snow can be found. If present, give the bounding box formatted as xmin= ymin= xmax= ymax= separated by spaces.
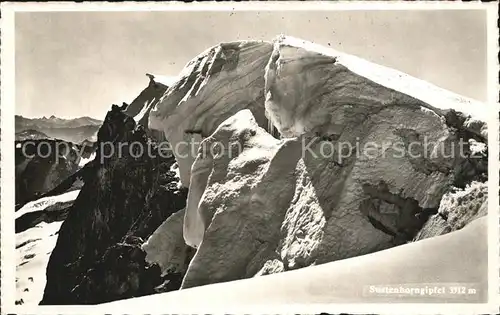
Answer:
xmin=16 ymin=161 xmax=94 ymax=213
xmin=16 ymin=194 xmax=77 ymax=233
xmin=15 ymin=190 xmax=80 ymax=219
xmin=68 ymin=242 xmax=165 ymax=304
xmin=41 ymin=104 xmax=188 ymax=305
xmin=414 ymin=181 xmax=487 ymax=240
xmin=104 ymin=217 xmax=487 ymax=306
xmin=149 ymin=41 xmax=275 ymax=187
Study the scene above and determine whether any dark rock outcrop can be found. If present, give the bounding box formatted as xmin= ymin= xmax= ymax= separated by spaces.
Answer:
xmin=15 ymin=139 xmax=82 ymax=206
xmin=69 ymin=242 xmax=163 ymax=304
xmin=40 ymin=104 xmax=188 ymax=305
xmin=15 ymin=138 xmax=96 ymax=208
xmin=359 ymin=181 xmax=438 ymax=244
xmin=16 ymin=199 xmax=74 ymax=233
xmin=70 ymin=237 xmax=193 ymax=305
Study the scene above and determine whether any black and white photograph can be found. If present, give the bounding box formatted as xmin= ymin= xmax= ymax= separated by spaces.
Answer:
xmin=1 ymin=2 xmax=499 ymax=314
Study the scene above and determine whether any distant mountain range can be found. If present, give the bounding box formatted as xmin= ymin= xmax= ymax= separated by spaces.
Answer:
xmin=16 ymin=115 xmax=102 ymax=129
xmin=15 ymin=115 xmax=103 ymax=143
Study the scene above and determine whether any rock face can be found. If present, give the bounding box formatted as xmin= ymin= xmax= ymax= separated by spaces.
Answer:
xmin=15 ymin=139 xmax=83 ymax=206
xmin=149 ymin=41 xmax=276 ymax=187
xmin=40 ymin=104 xmax=188 ymax=305
xmin=153 ymin=36 xmax=488 ymax=289
xmin=68 ymin=243 xmax=165 ymax=304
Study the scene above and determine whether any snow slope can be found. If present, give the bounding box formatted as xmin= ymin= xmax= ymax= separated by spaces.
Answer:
xmin=15 ymin=190 xmax=80 ymax=305
xmin=15 ymin=190 xmax=80 ymax=219
xmin=16 ymin=222 xmax=62 ymax=306
xmin=104 ymin=216 xmax=487 ymax=307
xmin=265 ymin=35 xmax=488 ymax=139
xmin=272 ymin=35 xmax=489 ymax=123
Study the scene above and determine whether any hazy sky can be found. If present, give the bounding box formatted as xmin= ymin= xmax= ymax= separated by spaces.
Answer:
xmin=16 ymin=9 xmax=487 ymax=119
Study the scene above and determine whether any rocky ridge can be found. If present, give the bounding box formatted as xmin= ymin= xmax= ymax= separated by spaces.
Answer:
xmin=40 ymin=104 xmax=188 ymax=305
